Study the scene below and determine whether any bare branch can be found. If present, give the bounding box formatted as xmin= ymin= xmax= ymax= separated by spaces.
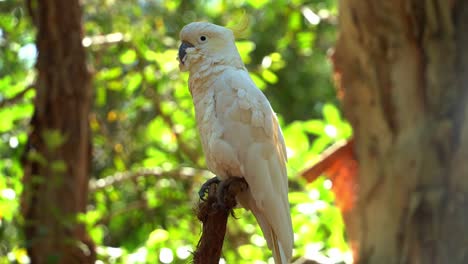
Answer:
xmin=82 ymin=33 xmax=129 ymax=47
xmin=193 ymin=177 xmax=248 ymax=264
xmin=0 ymin=85 xmax=34 ymax=109
xmin=96 ymin=200 xmax=148 ymax=226
xmin=89 ymin=167 xmax=212 ymax=192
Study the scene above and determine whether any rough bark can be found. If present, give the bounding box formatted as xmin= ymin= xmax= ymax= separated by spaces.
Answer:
xmin=22 ymin=0 xmax=95 ymax=263
xmin=333 ymin=0 xmax=468 ymax=263
xmin=194 ymin=177 xmax=248 ymax=264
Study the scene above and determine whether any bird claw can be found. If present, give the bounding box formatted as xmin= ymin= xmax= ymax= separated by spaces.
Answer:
xmin=216 ymin=177 xmax=248 ymax=210
xmin=198 ymin=176 xmax=221 ymax=200
xmin=198 ymin=176 xmax=248 ymax=214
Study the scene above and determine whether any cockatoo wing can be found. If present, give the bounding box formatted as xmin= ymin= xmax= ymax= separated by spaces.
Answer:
xmin=212 ymin=67 xmax=293 ymax=263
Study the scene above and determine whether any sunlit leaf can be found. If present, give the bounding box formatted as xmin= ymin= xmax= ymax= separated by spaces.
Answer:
xmin=289 ymin=191 xmax=311 ymax=204
xmin=95 ymin=85 xmax=107 ymax=106
xmin=288 ymin=11 xmax=302 ymax=31
xmin=237 ymin=244 xmax=263 ymax=260
xmin=113 ymin=156 xmax=126 ymax=171
xmin=247 ymin=0 xmax=269 ymax=9
xmin=0 ymin=109 xmax=15 ymax=132
xmin=0 ymin=103 xmax=33 ymax=132
xmin=1 ymin=1 xmax=348 ymax=262
xmin=303 ymin=119 xmax=325 ymax=135
xmin=283 ymin=121 xmax=309 ymax=156
xmin=261 ymin=69 xmax=278 ymax=84
xmin=120 ymin=49 xmax=137 ymax=65
xmin=236 ymin=41 xmax=255 ymax=64
xmin=147 ymin=229 xmax=169 ymax=246
xmin=323 ymin=103 xmax=341 ymax=125
xmin=154 ymin=49 xmax=179 ymax=74
xmin=126 ymin=73 xmax=142 ymax=94
xmin=310 ymin=135 xmax=333 ymax=155
xmin=96 ymin=67 xmax=122 ymax=80
xmin=250 ymin=73 xmax=266 ymax=90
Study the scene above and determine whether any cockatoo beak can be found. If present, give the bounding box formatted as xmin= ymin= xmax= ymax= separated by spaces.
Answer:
xmin=178 ymin=41 xmax=194 ymax=65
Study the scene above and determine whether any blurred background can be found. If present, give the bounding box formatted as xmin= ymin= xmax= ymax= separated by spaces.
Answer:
xmin=0 ymin=0 xmax=353 ymax=263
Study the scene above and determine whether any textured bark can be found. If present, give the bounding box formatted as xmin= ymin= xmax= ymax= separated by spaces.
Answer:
xmin=194 ymin=177 xmax=248 ymax=264
xmin=22 ymin=0 xmax=95 ymax=263
xmin=333 ymin=0 xmax=468 ymax=263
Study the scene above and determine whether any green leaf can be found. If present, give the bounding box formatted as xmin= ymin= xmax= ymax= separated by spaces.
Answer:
xmin=144 ymin=49 xmax=159 ymax=62
xmin=145 ymin=189 xmax=160 ymax=208
xmin=288 ymin=11 xmax=302 ymax=31
xmin=0 ymin=103 xmax=33 ymax=132
xmin=303 ymin=120 xmax=325 ymax=135
xmin=235 ymin=41 xmax=255 ymax=64
xmin=42 ymin=129 xmax=67 ymax=150
xmin=126 ymin=73 xmax=142 ymax=94
xmin=322 ymin=104 xmax=341 ymax=125
xmin=96 ymin=85 xmax=107 ymax=106
xmin=339 ymin=121 xmax=353 ymax=139
xmin=154 ymin=49 xmax=179 ymax=74
xmin=90 ymin=226 xmax=105 ymax=244
xmin=237 ymin=244 xmax=263 ymax=260
xmin=96 ymin=67 xmax=122 ymax=80
xmin=143 ymin=65 xmax=157 ymax=83
xmin=289 ymin=192 xmax=311 ymax=204
xmin=0 ymin=109 xmax=15 ymax=132
xmin=119 ymin=49 xmax=137 ymax=65
xmin=261 ymin=69 xmax=278 ymax=84
xmin=310 ymin=136 xmax=333 ymax=157
xmin=283 ymin=121 xmax=309 ymax=157
xmin=247 ymin=0 xmax=269 ymax=9
xmin=146 ymin=229 xmax=169 ymax=246
xmin=113 ymin=156 xmax=126 ymax=171
xmin=250 ymin=73 xmax=266 ymax=90
xmin=27 ymin=150 xmax=47 ymax=166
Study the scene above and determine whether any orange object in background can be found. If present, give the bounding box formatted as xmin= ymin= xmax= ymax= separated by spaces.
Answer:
xmin=301 ymin=138 xmax=359 ymax=261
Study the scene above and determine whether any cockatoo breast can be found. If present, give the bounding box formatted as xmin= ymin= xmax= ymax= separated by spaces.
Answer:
xmin=189 ymin=65 xmax=245 ymax=178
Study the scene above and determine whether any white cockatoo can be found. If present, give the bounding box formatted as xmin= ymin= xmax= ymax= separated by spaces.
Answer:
xmin=178 ymin=22 xmax=293 ymax=263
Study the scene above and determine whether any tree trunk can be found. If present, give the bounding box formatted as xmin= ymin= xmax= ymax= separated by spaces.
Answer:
xmin=22 ymin=0 xmax=95 ymax=263
xmin=333 ymin=1 xmax=468 ymax=263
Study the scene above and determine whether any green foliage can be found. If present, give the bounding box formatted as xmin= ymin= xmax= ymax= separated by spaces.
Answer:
xmin=0 ymin=0 xmax=352 ymax=263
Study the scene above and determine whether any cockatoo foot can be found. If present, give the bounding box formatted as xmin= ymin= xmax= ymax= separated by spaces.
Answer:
xmin=215 ymin=177 xmax=248 ymax=212
xmin=198 ymin=176 xmax=221 ymax=201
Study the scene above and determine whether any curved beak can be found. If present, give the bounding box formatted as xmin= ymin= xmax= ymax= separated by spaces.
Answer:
xmin=178 ymin=41 xmax=194 ymax=64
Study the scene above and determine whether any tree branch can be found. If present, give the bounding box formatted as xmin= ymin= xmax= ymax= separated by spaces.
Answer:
xmin=193 ymin=177 xmax=248 ymax=264
xmin=0 ymin=85 xmax=34 ymax=109
xmin=82 ymin=32 xmax=129 ymax=47
xmin=89 ymin=167 xmax=212 ymax=191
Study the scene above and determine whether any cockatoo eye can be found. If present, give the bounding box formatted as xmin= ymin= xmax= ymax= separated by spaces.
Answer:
xmin=199 ymin=36 xmax=207 ymax=42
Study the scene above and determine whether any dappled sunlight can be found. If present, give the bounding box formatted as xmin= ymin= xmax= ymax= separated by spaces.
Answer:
xmin=0 ymin=0 xmax=350 ymax=263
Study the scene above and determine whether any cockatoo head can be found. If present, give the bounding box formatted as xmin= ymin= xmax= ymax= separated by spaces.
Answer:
xmin=178 ymin=22 xmax=243 ymax=72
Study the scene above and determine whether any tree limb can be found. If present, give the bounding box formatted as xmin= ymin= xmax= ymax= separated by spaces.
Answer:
xmin=194 ymin=177 xmax=248 ymax=264
xmin=0 ymin=85 xmax=34 ymax=109
xmin=89 ymin=167 xmax=212 ymax=191
xmin=82 ymin=33 xmax=129 ymax=47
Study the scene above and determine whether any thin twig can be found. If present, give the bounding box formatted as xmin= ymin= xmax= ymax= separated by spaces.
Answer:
xmin=97 ymin=200 xmax=148 ymax=226
xmin=82 ymin=33 xmax=129 ymax=47
xmin=193 ymin=177 xmax=248 ymax=264
xmin=0 ymin=85 xmax=34 ymax=109
xmin=89 ymin=167 xmax=212 ymax=191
